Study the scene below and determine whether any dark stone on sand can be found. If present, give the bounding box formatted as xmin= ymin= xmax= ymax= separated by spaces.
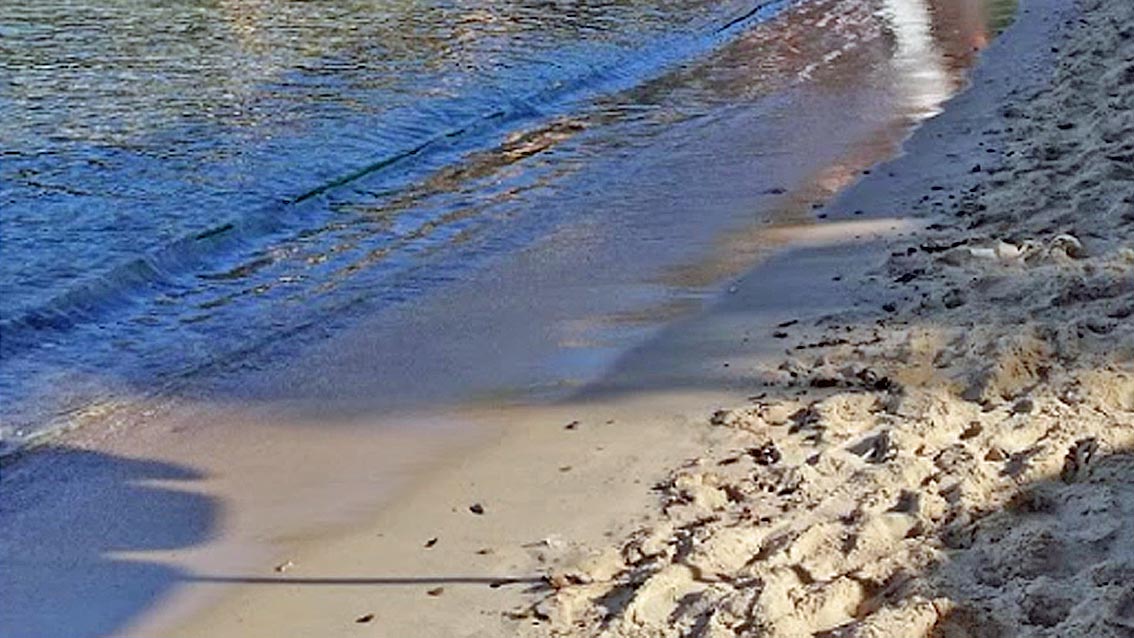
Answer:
xmin=356 ymin=613 xmax=375 ymax=624
xmin=809 ymin=377 xmax=840 ymax=388
xmin=469 ymin=503 xmax=485 ymax=515
xmin=1060 ymin=438 xmax=1098 ymax=483
xmin=856 ymin=368 xmax=894 ymax=391
xmin=918 ymin=239 xmax=965 ymax=253
xmin=943 ymin=290 xmax=966 ymax=309
xmin=1011 ymin=398 xmax=1035 ymax=414
xmin=894 ymin=270 xmax=924 ymax=284
xmin=748 ymin=442 xmax=781 ymax=466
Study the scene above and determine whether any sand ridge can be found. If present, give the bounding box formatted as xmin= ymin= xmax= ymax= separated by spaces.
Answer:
xmin=522 ymin=0 xmax=1134 ymax=635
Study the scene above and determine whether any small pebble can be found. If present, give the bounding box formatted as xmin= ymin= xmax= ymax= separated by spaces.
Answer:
xmin=960 ymin=422 xmax=983 ymax=440
xmin=469 ymin=503 xmax=485 ymax=515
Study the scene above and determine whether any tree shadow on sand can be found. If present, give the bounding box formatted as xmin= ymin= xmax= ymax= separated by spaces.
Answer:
xmin=924 ymin=445 xmax=1134 ymax=637
xmin=0 ymin=445 xmax=551 ymax=638
xmin=0 ymin=447 xmax=217 ymax=638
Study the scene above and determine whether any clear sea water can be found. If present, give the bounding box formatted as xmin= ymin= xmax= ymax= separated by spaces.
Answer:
xmin=0 ymin=0 xmax=1016 ymax=452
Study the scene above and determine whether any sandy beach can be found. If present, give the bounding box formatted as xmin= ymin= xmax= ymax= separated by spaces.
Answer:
xmin=523 ymin=0 xmax=1134 ymax=634
xmin=4 ymin=0 xmax=1133 ymax=635
xmin=155 ymin=0 xmax=1134 ymax=635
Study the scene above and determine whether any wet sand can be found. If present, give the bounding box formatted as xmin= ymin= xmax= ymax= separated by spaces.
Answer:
xmin=159 ymin=217 xmax=924 ymax=638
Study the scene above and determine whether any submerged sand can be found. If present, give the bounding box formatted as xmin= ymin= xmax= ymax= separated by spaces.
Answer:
xmin=524 ymin=0 xmax=1134 ymax=635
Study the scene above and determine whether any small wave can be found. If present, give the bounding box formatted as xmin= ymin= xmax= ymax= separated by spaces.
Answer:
xmin=0 ymin=0 xmax=797 ymax=362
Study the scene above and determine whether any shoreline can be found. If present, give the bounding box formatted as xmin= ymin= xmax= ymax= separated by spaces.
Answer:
xmin=6 ymin=0 xmax=1126 ymax=635
xmin=531 ymin=0 xmax=1134 ymax=634
xmin=0 ymin=0 xmax=1002 ymax=457
xmin=157 ymin=0 xmax=1110 ymax=635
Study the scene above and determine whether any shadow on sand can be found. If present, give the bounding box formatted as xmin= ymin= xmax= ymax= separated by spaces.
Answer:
xmin=924 ymin=446 xmax=1134 ymax=637
xmin=0 ymin=445 xmax=547 ymax=637
xmin=0 ymin=447 xmax=216 ymax=638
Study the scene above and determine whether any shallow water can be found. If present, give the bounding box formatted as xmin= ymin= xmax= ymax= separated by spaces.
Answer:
xmin=0 ymin=0 xmax=1015 ymax=450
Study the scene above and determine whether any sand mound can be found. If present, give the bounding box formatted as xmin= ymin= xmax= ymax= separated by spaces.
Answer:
xmin=528 ymin=362 xmax=1134 ymax=637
